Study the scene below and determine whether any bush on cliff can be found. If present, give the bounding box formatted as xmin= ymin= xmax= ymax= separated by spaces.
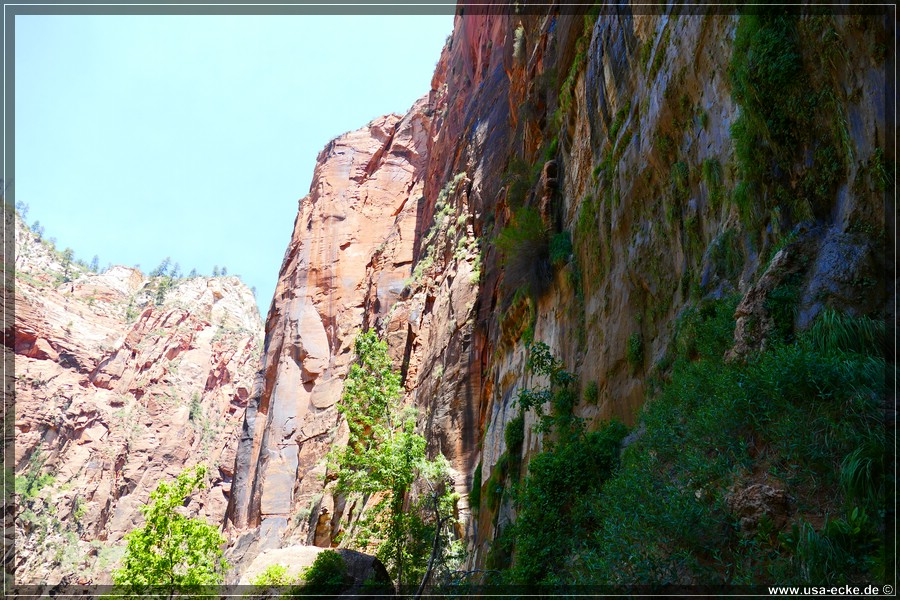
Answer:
xmin=496 ymin=207 xmax=552 ymax=301
xmin=559 ymin=300 xmax=889 ymax=586
xmin=112 ymin=465 xmax=227 ymax=597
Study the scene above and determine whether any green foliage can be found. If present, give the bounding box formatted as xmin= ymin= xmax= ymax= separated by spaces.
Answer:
xmin=251 ymin=564 xmax=296 ymax=587
xmin=626 ymin=332 xmax=643 ymax=372
xmin=549 ymin=231 xmax=573 ymax=267
xmin=673 ymin=296 xmax=739 ymax=362
xmin=300 ymin=550 xmax=349 ymax=592
xmin=503 ymin=157 xmax=540 ymax=210
xmin=510 ymin=421 xmax=628 ymax=584
xmin=583 ymin=381 xmax=599 ymax=405
xmin=515 ymin=342 xmax=579 ymax=436
xmin=701 ymin=158 xmax=724 ymax=209
xmin=640 ymin=37 xmax=653 ymax=72
xmin=708 ymin=228 xmax=743 ymax=282
xmin=553 ymin=298 xmax=887 ymax=586
xmin=806 ymin=308 xmax=885 ymax=357
xmin=150 ymin=257 xmax=172 ymax=278
xmin=671 ymin=161 xmax=690 ymax=202
xmin=608 ymin=101 xmax=631 ymax=141
xmin=73 ymin=496 xmax=87 ymax=520
xmin=15 ymin=450 xmax=55 ymax=499
xmin=504 ymin=412 xmax=525 ymax=456
xmin=469 ymin=462 xmax=482 ymax=512
xmin=729 ymin=11 xmax=846 ymax=228
xmin=60 ymin=247 xmax=75 ymax=282
xmin=764 ymin=275 xmax=802 ymax=344
xmin=154 ymin=276 xmax=173 ymax=306
xmin=654 ymin=133 xmax=675 ymax=160
xmin=504 ymin=412 xmax=526 ymax=478
xmin=333 ymin=331 xmax=454 ymax=587
xmin=496 ymin=207 xmax=551 ymax=300
xmin=112 ymin=465 xmax=227 ymax=597
xmin=188 ymin=393 xmax=202 ymax=422
xmin=413 ymin=172 xmax=468 ymax=284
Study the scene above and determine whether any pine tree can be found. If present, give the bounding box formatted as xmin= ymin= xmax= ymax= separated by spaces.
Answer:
xmin=61 ymin=248 xmax=74 ymax=282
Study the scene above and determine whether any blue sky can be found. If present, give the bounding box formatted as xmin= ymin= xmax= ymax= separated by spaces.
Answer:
xmin=15 ymin=14 xmax=455 ymax=318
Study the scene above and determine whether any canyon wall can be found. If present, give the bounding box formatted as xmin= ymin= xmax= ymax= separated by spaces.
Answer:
xmin=10 ymin=213 xmax=263 ymax=585
xmin=225 ymin=4 xmax=891 ymax=577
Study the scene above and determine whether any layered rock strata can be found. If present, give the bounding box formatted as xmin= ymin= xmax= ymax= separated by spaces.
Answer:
xmin=11 ymin=215 xmax=263 ymax=585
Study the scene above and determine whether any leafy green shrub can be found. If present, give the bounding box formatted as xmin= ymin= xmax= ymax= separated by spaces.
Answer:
xmin=485 ymin=454 xmax=509 ymax=513
xmin=558 ymin=300 xmax=886 ymax=586
xmin=301 ymin=550 xmax=348 ymax=591
xmin=649 ymin=25 xmax=671 ymax=79
xmin=583 ymin=381 xmax=599 ymax=405
xmin=608 ymin=101 xmax=631 ymax=141
xmin=626 ymin=332 xmax=643 ymax=372
xmin=251 ymin=563 xmax=296 ymax=587
xmin=504 ymin=412 xmax=526 ymax=479
xmin=654 ymin=133 xmax=675 ymax=160
xmin=701 ymin=158 xmax=723 ymax=208
xmin=511 ymin=421 xmax=628 ymax=584
xmin=708 ymin=228 xmax=743 ymax=282
xmin=113 ymin=465 xmax=227 ymax=597
xmin=504 ymin=413 xmax=525 ymax=457
xmin=764 ymin=276 xmax=802 ymax=344
xmin=469 ymin=462 xmax=482 ymax=512
xmin=729 ymin=11 xmax=845 ymax=227
xmin=549 ymin=231 xmax=573 ymax=267
xmin=188 ymin=393 xmax=202 ymax=422
xmin=503 ymin=157 xmax=539 ymax=210
xmin=496 ymin=207 xmax=552 ymax=300
xmin=671 ymin=161 xmax=690 ymax=202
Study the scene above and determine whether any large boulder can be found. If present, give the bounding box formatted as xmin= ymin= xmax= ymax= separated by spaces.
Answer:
xmin=238 ymin=545 xmax=394 ymax=597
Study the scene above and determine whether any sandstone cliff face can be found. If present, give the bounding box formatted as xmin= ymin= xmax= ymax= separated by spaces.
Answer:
xmin=226 ymin=5 xmax=890 ymax=578
xmin=11 ymin=215 xmax=262 ymax=585
xmin=225 ymin=103 xmax=433 ymax=566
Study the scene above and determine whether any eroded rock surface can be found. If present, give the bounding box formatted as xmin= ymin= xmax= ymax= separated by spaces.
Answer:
xmin=11 ymin=214 xmax=262 ymax=585
xmin=224 ymin=8 xmax=889 ymax=578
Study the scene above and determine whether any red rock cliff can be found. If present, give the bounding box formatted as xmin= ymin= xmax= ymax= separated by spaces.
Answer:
xmin=10 ymin=212 xmax=263 ymax=585
xmin=226 ymin=4 xmax=891 ymax=577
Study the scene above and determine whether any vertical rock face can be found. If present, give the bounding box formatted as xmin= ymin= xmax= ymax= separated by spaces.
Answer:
xmin=11 ymin=214 xmax=263 ymax=584
xmin=228 ymin=4 xmax=890 ymax=580
xmin=225 ymin=101 xmax=432 ymax=559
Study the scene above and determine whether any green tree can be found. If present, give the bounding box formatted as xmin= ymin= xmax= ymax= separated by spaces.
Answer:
xmin=112 ymin=465 xmax=227 ymax=598
xmin=150 ymin=257 xmax=171 ymax=278
xmin=61 ymin=247 xmax=75 ymax=282
xmin=333 ymin=331 xmax=455 ymax=588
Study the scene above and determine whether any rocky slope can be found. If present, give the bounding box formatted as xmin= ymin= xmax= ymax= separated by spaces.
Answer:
xmin=224 ymin=4 xmax=892 ymax=585
xmin=10 ymin=213 xmax=263 ymax=585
